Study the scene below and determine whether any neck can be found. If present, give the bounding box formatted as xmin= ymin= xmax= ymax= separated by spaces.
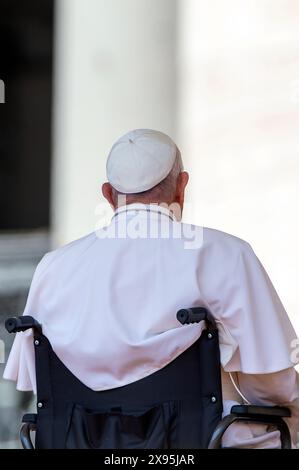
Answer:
xmin=114 ymin=201 xmax=183 ymax=221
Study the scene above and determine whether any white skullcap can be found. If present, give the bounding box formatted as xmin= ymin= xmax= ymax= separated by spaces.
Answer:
xmin=106 ymin=129 xmax=182 ymax=194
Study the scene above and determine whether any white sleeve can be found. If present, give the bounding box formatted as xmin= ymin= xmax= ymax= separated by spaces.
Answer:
xmin=221 ymin=368 xmax=299 ymax=448
xmin=237 ymin=368 xmax=299 ymax=446
xmin=2 ymin=253 xmax=52 ymax=393
xmin=201 ymin=241 xmax=299 ymax=374
xmin=3 ymin=329 xmax=36 ymax=393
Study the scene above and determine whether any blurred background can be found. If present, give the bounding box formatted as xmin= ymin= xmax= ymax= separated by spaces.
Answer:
xmin=0 ymin=0 xmax=299 ymax=448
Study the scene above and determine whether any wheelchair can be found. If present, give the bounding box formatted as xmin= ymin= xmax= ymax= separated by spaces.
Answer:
xmin=5 ymin=307 xmax=291 ymax=449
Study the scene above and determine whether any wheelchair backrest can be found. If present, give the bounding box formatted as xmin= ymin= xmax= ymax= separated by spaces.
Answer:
xmin=7 ymin=308 xmax=223 ymax=449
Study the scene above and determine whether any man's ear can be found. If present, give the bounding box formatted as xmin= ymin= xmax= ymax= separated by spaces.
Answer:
xmin=176 ymin=171 xmax=189 ymax=208
xmin=102 ymin=182 xmax=115 ymax=209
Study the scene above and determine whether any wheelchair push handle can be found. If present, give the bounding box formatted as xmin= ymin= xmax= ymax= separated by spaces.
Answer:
xmin=177 ymin=307 xmax=216 ymax=329
xmin=5 ymin=316 xmax=42 ymax=334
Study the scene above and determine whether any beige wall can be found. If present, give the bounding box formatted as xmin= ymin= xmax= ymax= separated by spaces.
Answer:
xmin=177 ymin=0 xmax=299 ymax=332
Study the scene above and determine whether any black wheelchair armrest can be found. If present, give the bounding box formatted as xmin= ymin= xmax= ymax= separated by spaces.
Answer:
xmin=231 ymin=405 xmax=291 ymax=419
xmin=5 ymin=316 xmax=42 ymax=334
xmin=20 ymin=414 xmax=37 ymax=449
xmin=208 ymin=405 xmax=292 ymax=449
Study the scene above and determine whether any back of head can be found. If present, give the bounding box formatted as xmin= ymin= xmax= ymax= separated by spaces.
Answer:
xmin=106 ymin=129 xmax=184 ymax=206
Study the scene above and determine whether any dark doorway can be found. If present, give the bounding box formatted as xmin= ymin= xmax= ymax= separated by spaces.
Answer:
xmin=0 ymin=0 xmax=54 ymax=230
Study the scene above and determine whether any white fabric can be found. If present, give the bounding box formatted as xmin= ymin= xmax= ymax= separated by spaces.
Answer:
xmin=3 ymin=203 xmax=299 ymax=447
xmin=221 ymin=369 xmax=299 ymax=448
xmin=106 ymin=129 xmax=180 ymax=193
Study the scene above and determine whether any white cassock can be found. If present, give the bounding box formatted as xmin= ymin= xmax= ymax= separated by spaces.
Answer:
xmin=4 ymin=203 xmax=299 ymax=447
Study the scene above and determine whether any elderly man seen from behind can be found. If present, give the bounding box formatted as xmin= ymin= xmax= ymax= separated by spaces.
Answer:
xmin=4 ymin=129 xmax=299 ymax=448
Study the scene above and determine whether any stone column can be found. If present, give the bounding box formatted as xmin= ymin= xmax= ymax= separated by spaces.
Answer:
xmin=51 ymin=0 xmax=177 ymax=246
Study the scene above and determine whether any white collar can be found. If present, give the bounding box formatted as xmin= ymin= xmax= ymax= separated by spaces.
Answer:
xmin=112 ymin=203 xmax=176 ymax=222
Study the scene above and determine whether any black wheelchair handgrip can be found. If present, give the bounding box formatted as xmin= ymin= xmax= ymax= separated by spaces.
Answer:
xmin=177 ymin=307 xmax=209 ymax=325
xmin=5 ymin=316 xmax=42 ymax=334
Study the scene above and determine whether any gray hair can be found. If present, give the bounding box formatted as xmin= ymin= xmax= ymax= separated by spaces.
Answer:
xmin=112 ymin=149 xmax=183 ymax=206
